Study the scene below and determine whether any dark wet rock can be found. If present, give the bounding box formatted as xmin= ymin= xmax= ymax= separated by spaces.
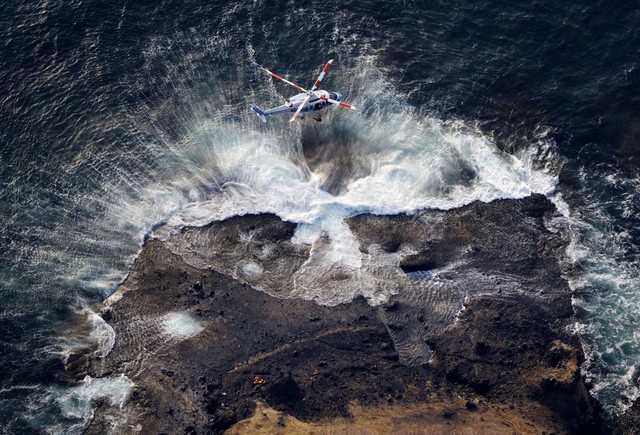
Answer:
xmin=347 ymin=194 xmax=569 ymax=301
xmin=83 ymin=398 xmax=114 ymax=435
xmin=84 ymin=236 xmax=413 ymax=433
xmin=81 ymin=196 xmax=601 ymax=434
xmin=100 ymin=307 xmax=112 ymax=322
xmin=64 ymin=348 xmax=91 ymax=380
xmin=615 ymin=398 xmax=640 ymax=434
xmin=399 ymin=253 xmax=440 ymax=273
xmin=428 ymin=295 xmax=596 ymax=432
xmin=349 ymin=194 xmax=575 ymax=368
xmin=264 ymin=373 xmax=304 ymax=412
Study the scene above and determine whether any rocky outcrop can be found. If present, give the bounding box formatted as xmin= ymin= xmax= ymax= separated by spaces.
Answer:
xmin=615 ymin=399 xmax=640 ymax=434
xmin=81 ymin=194 xmax=598 ymax=434
xmin=429 ymin=296 xmax=594 ymax=432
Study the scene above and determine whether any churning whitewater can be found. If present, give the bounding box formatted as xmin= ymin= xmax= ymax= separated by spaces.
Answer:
xmin=104 ymin=56 xmax=561 ymax=307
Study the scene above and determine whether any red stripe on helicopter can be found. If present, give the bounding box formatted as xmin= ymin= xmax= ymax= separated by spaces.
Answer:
xmin=271 ymin=72 xmax=285 ymax=81
xmin=270 ymin=71 xmax=304 ymax=89
xmin=319 ymin=96 xmax=353 ymax=109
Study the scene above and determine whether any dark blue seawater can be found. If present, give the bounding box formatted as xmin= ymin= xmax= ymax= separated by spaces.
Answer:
xmin=1 ymin=0 xmax=639 ymax=432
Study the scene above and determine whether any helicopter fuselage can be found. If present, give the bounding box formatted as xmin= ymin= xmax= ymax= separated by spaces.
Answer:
xmin=252 ymin=90 xmax=344 ymax=121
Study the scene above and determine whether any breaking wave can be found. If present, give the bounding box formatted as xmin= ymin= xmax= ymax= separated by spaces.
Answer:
xmin=115 ymin=52 xmax=560 ymax=306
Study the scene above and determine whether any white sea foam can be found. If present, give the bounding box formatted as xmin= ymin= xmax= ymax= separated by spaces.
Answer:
xmin=240 ymin=260 xmax=264 ymax=281
xmin=57 ymin=375 xmax=134 ymax=421
xmin=88 ymin=312 xmax=116 ymax=358
xmin=161 ymin=312 xmax=204 ymax=339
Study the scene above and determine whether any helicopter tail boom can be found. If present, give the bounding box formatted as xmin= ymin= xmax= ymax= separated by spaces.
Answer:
xmin=251 ymin=106 xmax=267 ymax=123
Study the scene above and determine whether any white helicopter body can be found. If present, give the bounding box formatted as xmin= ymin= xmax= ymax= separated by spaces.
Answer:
xmin=251 ymin=59 xmax=355 ymax=123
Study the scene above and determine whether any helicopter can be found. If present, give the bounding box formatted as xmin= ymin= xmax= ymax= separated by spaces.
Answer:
xmin=251 ymin=59 xmax=356 ymax=123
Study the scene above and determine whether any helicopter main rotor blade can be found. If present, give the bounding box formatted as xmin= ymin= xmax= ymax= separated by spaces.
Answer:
xmin=290 ymin=94 xmax=312 ymax=122
xmin=260 ymin=67 xmax=309 ymax=93
xmin=317 ymin=95 xmax=356 ymax=110
xmin=310 ymin=59 xmax=334 ymax=92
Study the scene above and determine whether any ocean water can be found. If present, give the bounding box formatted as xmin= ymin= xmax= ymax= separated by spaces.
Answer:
xmin=1 ymin=0 xmax=639 ymax=432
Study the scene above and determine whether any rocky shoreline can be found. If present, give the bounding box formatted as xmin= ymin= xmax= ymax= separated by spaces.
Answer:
xmin=70 ymin=194 xmax=608 ymax=433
